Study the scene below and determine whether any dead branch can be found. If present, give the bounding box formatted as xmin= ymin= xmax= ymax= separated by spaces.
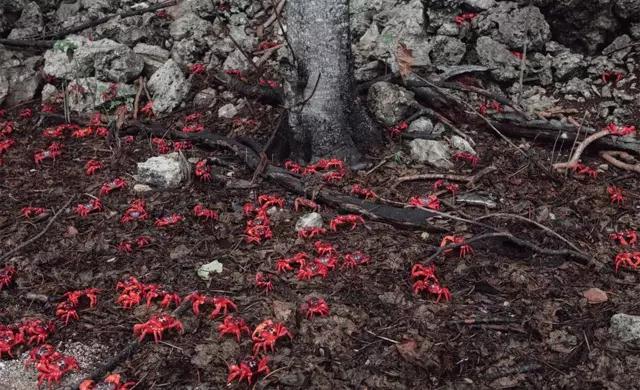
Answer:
xmin=0 ymin=196 xmax=75 ymax=262
xmin=599 ymin=150 xmax=640 ymax=174
xmin=392 ymin=165 xmax=497 ymax=189
xmin=553 ymin=129 xmax=611 ymax=171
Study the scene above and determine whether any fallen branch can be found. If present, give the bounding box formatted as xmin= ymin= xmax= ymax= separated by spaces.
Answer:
xmin=392 ymin=165 xmax=497 ymax=189
xmin=422 ymin=232 xmax=591 ymax=265
xmin=599 ymin=150 xmax=640 ymax=174
xmin=552 ymin=128 xmax=611 ymax=171
xmin=0 ymin=196 xmax=75 ymax=262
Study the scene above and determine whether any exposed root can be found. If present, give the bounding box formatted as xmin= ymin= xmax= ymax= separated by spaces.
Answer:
xmin=552 ymin=129 xmax=610 ymax=171
xmin=599 ymin=150 xmax=640 ymax=174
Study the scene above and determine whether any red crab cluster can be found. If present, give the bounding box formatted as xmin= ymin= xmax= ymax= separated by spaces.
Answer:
xmin=84 ymin=159 xmax=103 ymax=176
xmin=133 ymin=313 xmax=184 ymax=343
xmin=453 ymin=151 xmax=479 ymax=168
xmin=185 ymin=292 xmax=237 ymax=318
xmin=252 ymin=319 xmax=292 ymax=354
xmin=329 ymin=214 xmax=365 ymax=231
xmin=0 ymin=265 xmax=16 ymax=290
xmin=606 ymin=123 xmax=636 ymax=136
xmin=294 ymin=197 xmax=320 ymax=211
xmin=275 ymin=241 xmax=369 ymax=281
xmin=21 ymin=206 xmax=46 ymax=218
xmin=0 ymin=324 xmax=24 ymax=357
xmin=389 ymin=121 xmax=408 ymax=137
xmin=411 ymin=264 xmax=451 ymax=302
xmin=433 ymin=179 xmax=459 ymax=195
xmin=572 ymin=163 xmax=597 ymax=178
xmin=284 ymin=158 xmax=347 ymax=183
xmin=100 ymin=177 xmax=127 ymax=195
xmin=301 ymin=297 xmax=330 ymax=319
xmin=218 ymin=315 xmax=251 ymax=341
xmin=155 ymin=213 xmax=184 ymax=228
xmin=408 ymin=194 xmax=441 ymax=210
xmin=80 ymin=373 xmax=136 ymax=390
xmin=26 ymin=344 xmax=79 ymax=387
xmin=152 ymin=137 xmax=172 ymax=154
xmin=116 ymin=236 xmax=152 ymax=253
xmin=602 ymin=71 xmax=624 ymax=84
xmin=120 ymin=199 xmax=149 ymax=223
xmin=614 ymin=252 xmax=640 ymax=272
xmin=478 ymin=100 xmax=502 ymax=115
xmin=227 ymin=355 xmax=270 ymax=385
xmin=440 ymin=235 xmax=474 ymax=258
xmin=454 ymin=12 xmax=477 ymax=26
xmin=56 ymin=288 xmax=99 ymax=325
xmin=255 ymin=273 xmax=274 ymax=292
xmin=173 ymin=140 xmax=192 ymax=151
xmin=351 ymin=184 xmax=377 ymax=200
xmin=34 ymin=142 xmax=62 ymax=165
xmin=41 ymin=123 xmax=79 ymax=138
xmin=1 ymin=319 xmax=56 ymax=359
xmin=195 ymin=159 xmax=212 ymax=181
xmin=343 ymin=251 xmax=371 ymax=268
xmin=193 ymin=204 xmax=219 ymax=221
xmin=74 ymin=198 xmax=103 ymax=217
xmin=0 ymin=138 xmax=16 ymax=155
xmin=19 ymin=108 xmax=33 ymax=119
xmin=607 ymin=185 xmax=624 ymax=205
xmin=116 ymin=277 xmax=181 ymax=310
xmin=244 ymin=194 xmax=284 ymax=244
xmin=610 ymin=230 xmax=638 ymax=246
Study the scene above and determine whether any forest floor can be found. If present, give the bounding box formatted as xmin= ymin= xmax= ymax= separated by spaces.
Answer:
xmin=0 ymin=101 xmax=639 ymax=390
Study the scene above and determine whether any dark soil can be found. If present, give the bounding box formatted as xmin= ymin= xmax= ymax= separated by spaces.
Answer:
xmin=1 ymin=95 xmax=639 ymax=389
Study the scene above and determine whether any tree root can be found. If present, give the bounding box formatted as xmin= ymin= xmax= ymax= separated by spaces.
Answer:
xmin=599 ymin=150 xmax=640 ymax=173
xmin=392 ymin=165 xmax=497 ymax=189
xmin=552 ymin=129 xmax=610 ymax=171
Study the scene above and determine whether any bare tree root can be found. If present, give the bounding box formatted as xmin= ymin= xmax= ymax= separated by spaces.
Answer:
xmin=423 ymin=232 xmax=591 ymax=265
xmin=599 ymin=150 xmax=640 ymax=173
xmin=392 ymin=165 xmax=497 ymax=189
xmin=552 ymin=129 xmax=610 ymax=171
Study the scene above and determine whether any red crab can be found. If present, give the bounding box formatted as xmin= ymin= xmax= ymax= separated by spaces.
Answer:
xmin=614 ymin=252 xmax=640 ymax=271
xmin=21 ymin=206 xmax=46 ymax=218
xmin=245 ymin=220 xmax=273 ymax=244
xmin=329 ymin=214 xmax=365 ymax=231
xmin=298 ymin=227 xmax=327 ymax=239
xmin=152 ymin=137 xmax=171 ymax=154
xmin=255 ymin=273 xmax=273 ymax=292
xmin=411 ymin=264 xmax=438 ymax=282
xmin=74 ymin=198 xmax=102 ymax=217
xmin=35 ymin=351 xmax=79 ymax=387
xmin=284 ymin=160 xmax=303 ymax=174
xmin=433 ymin=180 xmax=459 ymax=195
xmin=408 ymin=194 xmax=440 ymax=210
xmin=63 ymin=288 xmax=99 ymax=307
xmin=607 ymin=186 xmax=624 ymax=205
xmin=120 ymin=199 xmax=148 ymax=223
xmin=315 ymin=254 xmax=338 ymax=270
xmin=413 ymin=280 xmax=452 ymax=302
xmin=478 ymin=100 xmax=502 ymax=115
xmin=100 ymin=178 xmax=127 ymax=195
xmin=259 ymin=79 xmax=280 ymax=89
xmin=453 ymin=151 xmax=479 ymax=167
xmin=19 ymin=319 xmax=55 ymax=345
xmin=193 ymin=204 xmax=219 ymax=221
xmin=454 ymin=12 xmax=477 ymax=26
xmin=140 ymin=101 xmax=154 ymax=118
xmin=135 ymin=236 xmax=152 ymax=248
xmin=154 ymin=213 xmax=184 ymax=228
xmin=25 ymin=344 xmax=56 ymax=366
xmin=294 ymin=197 xmax=319 ymax=211
xmin=302 ymin=297 xmax=330 ymax=319
xmin=117 ymin=289 xmax=142 ymax=309
xmin=173 ymin=140 xmax=192 ymax=151
xmin=297 ymin=262 xmax=329 ymax=280
xmin=117 ymin=241 xmax=133 ymax=253
xmin=185 ymin=292 xmax=210 ymax=316
xmin=389 ymin=121 xmax=408 ymax=137
xmin=343 ymin=251 xmax=370 ymax=268
xmin=257 ymin=40 xmax=279 ymax=51
xmin=511 ymin=51 xmax=524 ymax=60
xmin=195 ymin=159 xmax=212 ymax=182
xmin=133 ymin=313 xmax=184 ymax=343
xmin=182 ymin=123 xmax=204 ymax=133
xmin=314 ymin=241 xmax=336 ymax=256
xmin=0 ymin=138 xmax=15 ymax=154
xmin=351 ymin=184 xmax=377 ymax=200
xmin=55 ymin=301 xmax=79 ymax=325
xmin=79 ymin=373 xmax=136 ymax=390
xmin=322 ymin=171 xmax=346 ymax=183
xmin=19 ymin=108 xmax=33 ymax=120
xmin=122 ymin=135 xmax=135 ymax=144
xmin=602 ymin=71 xmax=624 ymax=84
xmin=210 ymin=296 xmax=237 ymax=318
xmin=41 ymin=125 xmax=66 ymax=138
xmin=440 ymin=235 xmax=474 ymax=257
xmin=606 ymin=123 xmax=636 ymax=137
xmin=184 ymin=112 xmax=203 ymax=123
xmin=258 ymin=194 xmax=285 ymax=209
xmin=34 ymin=142 xmax=62 ymax=165
xmin=144 ymin=288 xmax=180 ymax=310
xmin=572 ymin=163 xmax=598 ymax=178
xmin=71 ymin=127 xmax=94 ymax=138
xmin=0 ymin=120 xmax=14 ymax=136
xmin=275 ymin=258 xmax=294 ymax=273
xmin=94 ymin=126 xmax=109 ymax=138
xmin=610 ymin=230 xmax=638 ymax=246
xmin=218 ymin=315 xmax=251 ymax=341
xmin=190 ymin=63 xmax=206 ymax=75
xmin=227 ymin=356 xmax=270 ymax=385
xmin=41 ymin=103 xmax=57 ymax=113
xmin=252 ymin=319 xmax=292 ymax=354
xmin=0 ymin=326 xmax=23 ymax=358
xmin=0 ymin=265 xmax=16 ymax=290
xmin=84 ymin=159 xmax=103 ymax=175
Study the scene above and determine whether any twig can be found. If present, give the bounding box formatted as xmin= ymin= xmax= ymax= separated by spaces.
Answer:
xmin=392 ymin=165 xmax=496 ymax=189
xmin=133 ymin=77 xmax=144 ymax=120
xmin=484 ymin=363 xmax=542 ymax=381
xmin=225 ymin=28 xmax=262 ymax=75
xmin=0 ymin=197 xmax=75 ymax=262
xmin=365 ymin=329 xmax=399 ymax=344
xmin=447 ymin=317 xmax=519 ymax=326
xmin=516 ymin=41 xmax=527 ymax=105
xmin=599 ymin=150 xmax=640 ymax=173
xmin=261 ymin=0 xmax=285 ymax=30
xmin=422 ymin=232 xmax=591 ymax=264
xmin=251 ymin=113 xmax=285 ymax=184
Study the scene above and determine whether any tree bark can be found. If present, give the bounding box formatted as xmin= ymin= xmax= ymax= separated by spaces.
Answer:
xmin=282 ymin=0 xmax=381 ymax=163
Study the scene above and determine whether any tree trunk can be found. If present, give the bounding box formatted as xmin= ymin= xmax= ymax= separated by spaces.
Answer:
xmin=281 ymin=0 xmax=381 ymax=163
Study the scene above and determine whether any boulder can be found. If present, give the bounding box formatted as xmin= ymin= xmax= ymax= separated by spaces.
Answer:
xmin=7 ymin=2 xmax=43 ymax=39
xmin=147 ymin=59 xmax=191 ymax=114
xmin=409 ymin=139 xmax=453 ymax=169
xmin=475 ymin=36 xmax=521 ymax=82
xmin=65 ymin=78 xmax=136 ymax=113
xmin=133 ymin=43 xmax=170 ymax=75
xmin=136 ymin=153 xmax=189 ymax=189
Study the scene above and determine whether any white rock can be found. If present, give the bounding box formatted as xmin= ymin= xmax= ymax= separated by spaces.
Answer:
xmin=136 ymin=152 xmax=189 ymax=189
xmin=197 ymin=260 xmax=224 ymax=281
xmin=409 ymin=139 xmax=453 ymax=169
xmin=218 ymin=103 xmax=238 ymax=119
xmin=295 ymin=213 xmax=324 ymax=230
xmin=408 ymin=117 xmax=434 ymax=134
xmin=193 ymin=88 xmax=217 ymax=107
xmin=133 ymin=184 xmax=153 ymax=193
xmin=147 ymin=59 xmax=191 ymax=113
xmin=449 ymin=135 xmax=477 ymax=155
xmin=41 ymin=84 xmax=58 ymax=103
xmin=610 ymin=313 xmax=640 ymax=344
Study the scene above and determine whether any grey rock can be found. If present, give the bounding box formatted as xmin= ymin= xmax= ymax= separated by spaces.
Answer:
xmin=8 ymin=2 xmax=43 ymax=39
xmin=516 ymin=86 xmax=558 ymax=114
xmin=136 ymin=153 xmax=189 ymax=189
xmin=94 ymin=15 xmax=152 ymax=45
xmin=81 ymin=0 xmax=113 ymax=12
xmin=477 ymin=4 xmax=550 ymax=50
xmin=171 ymin=38 xmax=207 ymax=68
xmin=408 ymin=117 xmax=434 ymax=134
xmin=180 ymin=0 xmax=216 ymax=18
xmin=475 ymin=36 xmax=521 ymax=81
xmin=56 ymin=1 xmax=80 ymax=21
xmin=562 ymin=77 xmax=592 ymax=99
xmin=631 ymin=23 xmax=640 ymax=39
xmin=450 ymin=135 xmax=476 ymax=155
xmin=65 ymin=78 xmax=136 ymax=112
xmin=354 ymin=60 xmax=384 ymax=82
xmin=610 ymin=313 xmax=640 ymax=344
xmin=0 ymin=73 xmax=8 ymax=105
xmin=367 ymin=82 xmax=417 ymax=127
xmin=218 ymin=103 xmax=238 ymax=119
xmin=408 ymin=139 xmax=453 ymax=169
xmin=193 ymin=88 xmax=217 ymax=108
xmin=134 ymin=43 xmax=170 ymax=75
xmin=133 ymin=184 xmax=153 ymax=194
xmin=222 ymin=49 xmax=251 ymax=71
xmin=350 ymin=0 xmax=396 ymax=37
xmin=602 ymin=34 xmax=632 ymax=60
xmin=0 ymin=54 xmax=40 ymax=106
xmin=552 ymin=51 xmax=585 ymax=81
xmin=614 ymin=0 xmax=640 ymax=20
xmin=429 ymin=35 xmax=466 ymax=66
xmin=295 ymin=213 xmax=324 ymax=230
xmin=41 ymin=83 xmax=58 ymax=103
xmin=372 ymin=0 xmax=426 ymax=63
xmin=170 ymin=12 xmax=213 ymax=41
xmin=94 ymin=45 xmax=144 ymax=83
xmin=147 ymin=59 xmax=191 ymax=114
xmin=463 ymin=0 xmax=496 ymax=10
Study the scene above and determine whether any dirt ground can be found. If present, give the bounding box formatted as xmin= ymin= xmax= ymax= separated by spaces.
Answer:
xmin=1 ymin=97 xmax=639 ymax=390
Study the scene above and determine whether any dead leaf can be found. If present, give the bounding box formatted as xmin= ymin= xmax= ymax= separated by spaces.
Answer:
xmin=396 ymin=339 xmax=418 ymax=361
xmin=396 ymin=43 xmax=414 ymax=78
xmin=582 ymin=287 xmax=608 ymax=304
xmin=64 ymin=225 xmax=79 ymax=238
